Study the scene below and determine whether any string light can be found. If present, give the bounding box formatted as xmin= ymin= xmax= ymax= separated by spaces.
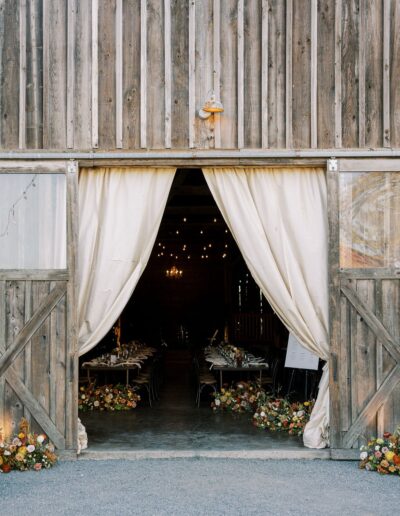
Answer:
xmin=183 ymin=217 xmax=187 ymax=222
xmin=0 ymin=174 xmax=38 ymax=238
xmin=208 ymin=243 xmax=212 ymax=247
xmin=200 ymin=230 xmax=203 ymax=234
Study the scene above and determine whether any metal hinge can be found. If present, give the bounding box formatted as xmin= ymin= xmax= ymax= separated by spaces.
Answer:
xmin=67 ymin=159 xmax=78 ymax=174
xmin=328 ymin=158 xmax=338 ymax=171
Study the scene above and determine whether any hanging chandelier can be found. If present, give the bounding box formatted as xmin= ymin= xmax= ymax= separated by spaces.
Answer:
xmin=166 ymin=265 xmax=183 ymax=279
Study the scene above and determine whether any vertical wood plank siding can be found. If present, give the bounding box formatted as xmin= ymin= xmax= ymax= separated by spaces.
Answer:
xmin=164 ymin=0 xmax=172 ymax=149
xmin=27 ymin=0 xmax=43 ymax=149
xmin=67 ymin=0 xmax=76 ymax=149
xmin=140 ymin=0 xmax=147 ymax=148
xmin=19 ymin=0 xmax=26 ymax=150
xmin=91 ymin=0 xmax=99 ymax=148
xmin=261 ymin=0 xmax=268 ymax=148
xmin=0 ymin=0 xmax=399 ymax=151
xmin=237 ymin=0 xmax=244 ymax=149
xmin=390 ymin=0 xmax=400 ymax=146
xmin=213 ymin=0 xmax=221 ymax=148
xmin=285 ymin=0 xmax=293 ymax=148
xmin=98 ymin=0 xmax=116 ymax=149
xmin=188 ymin=0 xmax=195 ymax=148
xmin=115 ymin=0 xmax=123 ymax=149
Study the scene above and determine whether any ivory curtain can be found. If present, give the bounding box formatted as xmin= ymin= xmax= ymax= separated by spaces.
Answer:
xmin=78 ymin=167 xmax=175 ymax=356
xmin=203 ymin=167 xmax=329 ymax=449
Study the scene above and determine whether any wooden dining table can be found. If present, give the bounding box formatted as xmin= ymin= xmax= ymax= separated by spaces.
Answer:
xmin=81 ymin=363 xmax=141 ymax=386
xmin=211 ymin=363 xmax=269 ymax=388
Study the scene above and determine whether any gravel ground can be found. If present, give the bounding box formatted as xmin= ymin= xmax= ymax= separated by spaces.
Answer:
xmin=1 ymin=458 xmax=398 ymax=515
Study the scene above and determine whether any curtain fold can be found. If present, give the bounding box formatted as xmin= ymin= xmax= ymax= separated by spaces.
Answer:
xmin=203 ymin=167 xmax=329 ymax=449
xmin=78 ymin=167 xmax=175 ymax=356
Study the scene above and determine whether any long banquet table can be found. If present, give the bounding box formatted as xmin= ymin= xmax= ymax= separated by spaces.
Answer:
xmin=211 ymin=363 xmax=269 ymax=389
xmin=204 ymin=345 xmax=269 ymax=388
xmin=81 ymin=342 xmax=156 ymax=385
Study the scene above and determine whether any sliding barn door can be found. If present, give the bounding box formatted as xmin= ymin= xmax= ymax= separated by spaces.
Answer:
xmin=0 ymin=161 xmax=78 ymax=451
xmin=328 ymin=159 xmax=400 ymax=455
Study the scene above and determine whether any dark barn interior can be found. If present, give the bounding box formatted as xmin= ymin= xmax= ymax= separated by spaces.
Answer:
xmin=79 ymin=169 xmax=319 ymax=451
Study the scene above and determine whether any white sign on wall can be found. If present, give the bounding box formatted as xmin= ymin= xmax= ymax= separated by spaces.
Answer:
xmin=284 ymin=333 xmax=319 ymax=370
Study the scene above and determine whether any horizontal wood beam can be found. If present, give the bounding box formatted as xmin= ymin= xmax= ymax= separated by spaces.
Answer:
xmin=338 ymin=158 xmax=400 ymax=172
xmin=0 ymin=150 xmax=400 ymax=160
xmin=339 ymin=269 xmax=400 ymax=280
xmin=0 ymin=283 xmax=66 ymax=377
xmin=0 ymin=270 xmax=69 ymax=281
xmin=0 ymin=160 xmax=67 ymax=173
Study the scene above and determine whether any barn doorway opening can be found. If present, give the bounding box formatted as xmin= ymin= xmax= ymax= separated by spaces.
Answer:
xmin=78 ymin=169 xmax=323 ymax=452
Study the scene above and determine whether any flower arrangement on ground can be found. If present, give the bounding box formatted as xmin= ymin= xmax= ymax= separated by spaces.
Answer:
xmin=211 ymin=382 xmax=314 ymax=437
xmin=78 ymin=383 xmax=141 ymax=412
xmin=0 ymin=418 xmax=57 ymax=473
xmin=253 ymin=398 xmax=314 ymax=436
xmin=359 ymin=428 xmax=400 ymax=475
xmin=211 ymin=382 xmax=264 ymax=413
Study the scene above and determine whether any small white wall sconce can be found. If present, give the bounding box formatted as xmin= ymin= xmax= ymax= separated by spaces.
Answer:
xmin=198 ymin=92 xmax=224 ymax=119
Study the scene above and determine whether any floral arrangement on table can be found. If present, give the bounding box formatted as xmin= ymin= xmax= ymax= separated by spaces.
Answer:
xmin=82 ymin=341 xmax=155 ymax=368
xmin=211 ymin=382 xmax=264 ymax=413
xmin=217 ymin=344 xmax=246 ymax=367
xmin=359 ymin=427 xmax=400 ymax=475
xmin=253 ymin=398 xmax=314 ymax=436
xmin=78 ymin=383 xmax=141 ymax=412
xmin=0 ymin=418 xmax=57 ymax=473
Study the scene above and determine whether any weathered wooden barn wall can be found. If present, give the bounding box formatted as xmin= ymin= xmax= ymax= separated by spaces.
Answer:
xmin=0 ymin=0 xmax=399 ymax=152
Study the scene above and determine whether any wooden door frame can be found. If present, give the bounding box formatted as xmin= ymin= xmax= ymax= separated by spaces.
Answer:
xmin=0 ymin=160 xmax=78 ymax=451
xmin=328 ymin=158 xmax=400 ymax=454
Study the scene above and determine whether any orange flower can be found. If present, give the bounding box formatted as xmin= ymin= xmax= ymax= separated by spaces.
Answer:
xmin=393 ymin=454 xmax=400 ymax=466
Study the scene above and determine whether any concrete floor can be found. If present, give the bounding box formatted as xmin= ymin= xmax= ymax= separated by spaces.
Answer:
xmin=80 ymin=353 xmax=317 ymax=456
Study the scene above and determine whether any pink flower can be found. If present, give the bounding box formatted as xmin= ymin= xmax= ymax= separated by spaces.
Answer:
xmin=34 ymin=463 xmax=42 ymax=471
xmin=374 ymin=451 xmax=382 ymax=458
xmin=27 ymin=444 xmax=35 ymax=453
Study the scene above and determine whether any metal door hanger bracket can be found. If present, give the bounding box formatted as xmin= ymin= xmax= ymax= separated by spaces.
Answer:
xmin=328 ymin=158 xmax=338 ymax=171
